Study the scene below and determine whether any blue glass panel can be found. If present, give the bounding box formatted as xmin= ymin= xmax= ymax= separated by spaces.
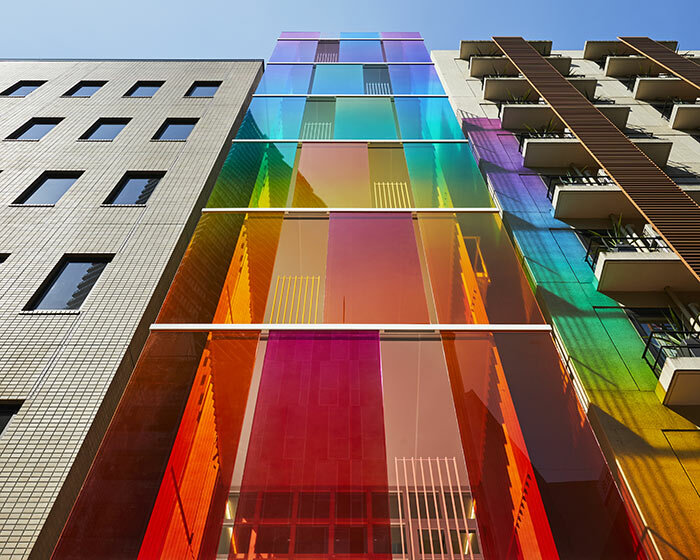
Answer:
xmin=340 ymin=32 xmax=380 ymax=38
xmin=237 ymin=98 xmax=306 ymax=140
xmin=15 ymin=122 xmax=57 ymax=140
xmin=311 ymin=65 xmax=364 ymax=94
xmin=394 ymin=98 xmax=463 ymax=140
xmin=257 ymin=65 xmax=312 ymax=94
xmin=388 ymin=65 xmax=445 ymax=94
xmin=108 ymin=176 xmax=161 ymax=205
xmin=33 ymin=260 xmax=109 ymax=310
xmin=339 ymin=41 xmax=384 ymax=62
xmin=269 ymin=41 xmax=318 ymax=62
xmin=334 ymin=98 xmax=397 ymax=139
xmin=383 ymin=41 xmax=431 ymax=62
xmin=85 ymin=122 xmax=128 ymax=141
xmin=21 ymin=176 xmax=79 ymax=205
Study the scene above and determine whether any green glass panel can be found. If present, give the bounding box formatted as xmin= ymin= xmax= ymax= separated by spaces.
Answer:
xmin=311 ymin=65 xmax=364 ymax=94
xmin=395 ymin=97 xmax=463 ymax=140
xmin=237 ymin=97 xmax=306 ymax=140
xmin=334 ymin=98 xmax=398 ymax=140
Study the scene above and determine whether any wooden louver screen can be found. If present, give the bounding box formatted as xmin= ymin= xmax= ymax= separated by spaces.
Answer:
xmin=492 ymin=36 xmax=700 ymax=285
xmin=619 ymin=36 xmax=700 ymax=90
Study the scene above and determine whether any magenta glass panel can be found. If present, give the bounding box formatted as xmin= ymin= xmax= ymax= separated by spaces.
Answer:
xmin=324 ymin=213 xmax=430 ymax=323
xmin=231 ymin=332 xmax=390 ymax=559
xmin=269 ymin=40 xmax=318 ymax=62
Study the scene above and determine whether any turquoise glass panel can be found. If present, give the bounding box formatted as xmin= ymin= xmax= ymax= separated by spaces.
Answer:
xmin=383 ymin=40 xmax=431 ymax=62
xmin=395 ymin=97 xmax=463 ymax=140
xmin=339 ymin=41 xmax=384 ymax=62
xmin=403 ymin=143 xmax=494 ymax=207
xmin=269 ymin=41 xmax=317 ymax=62
xmin=311 ymin=65 xmax=364 ymax=94
xmin=388 ymin=65 xmax=445 ymax=94
xmin=340 ymin=32 xmax=380 ymax=38
xmin=256 ymin=65 xmax=312 ymax=94
xmin=334 ymin=98 xmax=398 ymax=139
xmin=237 ymin=97 xmax=306 ymax=140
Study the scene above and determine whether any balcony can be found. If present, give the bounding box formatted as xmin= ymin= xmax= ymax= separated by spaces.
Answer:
xmin=669 ymin=103 xmax=700 ymax=130
xmin=483 ymin=76 xmax=597 ymax=102
xmin=500 ymin=102 xmax=629 ymax=131
xmin=516 ymin=131 xmax=672 ymax=168
xmin=460 ymin=39 xmax=551 ymax=60
xmin=604 ymin=56 xmax=665 ymax=78
xmin=632 ymin=77 xmax=699 ymax=101
xmin=582 ymin=40 xmax=678 ymax=65
xmin=469 ymin=55 xmax=571 ymax=78
xmin=581 ymin=231 xmax=697 ymax=293
xmin=643 ymin=331 xmax=700 ymax=405
xmin=545 ymin=173 xmax=640 ymax=220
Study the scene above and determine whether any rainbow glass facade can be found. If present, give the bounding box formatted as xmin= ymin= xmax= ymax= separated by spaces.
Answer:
xmin=53 ymin=34 xmax=646 ymax=560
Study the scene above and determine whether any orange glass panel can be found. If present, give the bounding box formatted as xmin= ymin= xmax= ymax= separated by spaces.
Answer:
xmin=324 ymin=213 xmax=430 ymax=323
xmin=293 ymin=143 xmax=371 ymax=207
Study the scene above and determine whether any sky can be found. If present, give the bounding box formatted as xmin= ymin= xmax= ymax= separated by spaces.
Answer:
xmin=1 ymin=0 xmax=697 ymax=60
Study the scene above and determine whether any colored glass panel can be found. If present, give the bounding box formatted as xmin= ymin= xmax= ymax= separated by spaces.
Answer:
xmin=339 ymin=40 xmax=384 ymax=62
xmin=367 ymin=145 xmax=413 ymax=207
xmin=383 ymin=40 xmax=431 ymax=62
xmin=403 ymin=142 xmax=494 ymax=207
xmin=311 ymin=64 xmax=364 ymax=94
xmin=237 ymin=97 xmax=305 ymax=139
xmin=324 ymin=213 xmax=429 ymax=322
xmin=395 ymin=97 xmax=463 ymax=139
xmin=340 ymin=31 xmax=380 ymax=38
xmin=293 ymin=143 xmax=371 ymax=206
xmin=256 ymin=65 xmax=312 ymax=94
xmin=231 ymin=331 xmax=390 ymax=559
xmin=334 ymin=98 xmax=397 ymax=139
xmin=300 ymin=98 xmax=336 ymax=139
xmin=269 ymin=40 xmax=318 ymax=62
xmin=388 ymin=64 xmax=444 ymax=94
xmin=207 ymin=141 xmax=296 ymax=208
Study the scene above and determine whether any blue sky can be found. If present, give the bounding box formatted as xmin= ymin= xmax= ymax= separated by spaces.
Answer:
xmin=1 ymin=0 xmax=697 ymax=60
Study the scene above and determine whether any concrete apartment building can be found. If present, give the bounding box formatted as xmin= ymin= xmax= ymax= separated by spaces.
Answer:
xmin=433 ymin=38 xmax=700 ymax=559
xmin=0 ymin=59 xmax=261 ymax=558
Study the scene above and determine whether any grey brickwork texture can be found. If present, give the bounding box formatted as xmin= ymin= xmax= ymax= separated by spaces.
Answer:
xmin=0 ymin=59 xmax=261 ymax=559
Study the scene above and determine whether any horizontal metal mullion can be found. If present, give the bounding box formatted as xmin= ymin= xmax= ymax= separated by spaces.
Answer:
xmin=201 ymin=207 xmax=499 ymax=214
xmin=253 ymin=94 xmax=447 ymax=98
xmin=230 ymin=139 xmax=469 ymax=143
xmin=150 ymin=323 xmax=552 ymax=333
xmin=276 ymin=37 xmax=424 ymax=41
xmin=267 ymin=61 xmax=434 ymax=65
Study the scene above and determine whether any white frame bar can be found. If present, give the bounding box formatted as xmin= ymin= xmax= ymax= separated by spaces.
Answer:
xmin=276 ymin=37 xmax=425 ymax=41
xmin=267 ymin=62 xmax=434 ymax=65
xmin=201 ymin=207 xmax=499 ymax=214
xmin=230 ymin=139 xmax=469 ymax=143
xmin=253 ymin=94 xmax=447 ymax=98
xmin=150 ymin=323 xmax=552 ymax=332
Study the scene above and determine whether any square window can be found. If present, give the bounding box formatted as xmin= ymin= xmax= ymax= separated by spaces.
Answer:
xmin=295 ymin=526 xmax=328 ymax=554
xmin=152 ymin=118 xmax=197 ymax=141
xmin=14 ymin=171 xmax=83 ymax=205
xmin=26 ymin=255 xmax=112 ymax=311
xmin=63 ymin=81 xmax=106 ymax=97
xmin=1 ymin=80 xmax=46 ymax=97
xmin=124 ymin=81 xmax=164 ymax=98
xmin=298 ymin=492 xmax=330 ymax=519
xmin=103 ymin=171 xmax=164 ymax=205
xmin=334 ymin=526 xmax=367 ymax=554
xmin=254 ymin=525 xmax=289 ymax=554
xmin=79 ymin=118 xmax=130 ymax=141
xmin=185 ymin=81 xmax=222 ymax=97
xmin=260 ymin=492 xmax=293 ymax=519
xmin=336 ymin=492 xmax=366 ymax=519
xmin=6 ymin=118 xmax=62 ymax=141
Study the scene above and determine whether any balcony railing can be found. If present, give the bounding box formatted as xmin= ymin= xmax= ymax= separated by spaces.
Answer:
xmin=580 ymin=233 xmax=670 ymax=268
xmin=642 ymin=330 xmax=700 ymax=376
xmin=544 ymin=173 xmax=615 ymax=200
xmin=515 ymin=130 xmax=575 ymax=152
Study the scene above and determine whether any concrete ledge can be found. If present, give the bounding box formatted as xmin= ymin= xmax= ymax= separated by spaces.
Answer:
xmin=633 ymin=77 xmax=699 ymax=101
xmin=501 ymin=103 xmax=629 ymax=131
xmin=595 ymin=250 xmax=697 ymax=292
xmin=553 ymin=185 xmax=640 ymax=220
xmin=670 ymin=104 xmax=700 ymax=130
xmin=659 ymin=357 xmax=700 ymax=406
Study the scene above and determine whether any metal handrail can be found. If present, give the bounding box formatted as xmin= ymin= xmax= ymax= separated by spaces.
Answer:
xmin=544 ymin=173 xmax=615 ymax=200
xmin=642 ymin=330 xmax=700 ymax=376
xmin=580 ymin=233 xmax=669 ymax=268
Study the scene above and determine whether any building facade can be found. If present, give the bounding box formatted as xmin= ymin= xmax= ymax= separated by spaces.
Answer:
xmin=0 ymin=60 xmax=262 ymax=559
xmin=433 ymin=37 xmax=700 ymax=559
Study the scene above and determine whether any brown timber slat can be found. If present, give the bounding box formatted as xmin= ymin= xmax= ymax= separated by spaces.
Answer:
xmin=492 ymin=36 xmax=700 ymax=285
xmin=619 ymin=36 xmax=700 ymax=90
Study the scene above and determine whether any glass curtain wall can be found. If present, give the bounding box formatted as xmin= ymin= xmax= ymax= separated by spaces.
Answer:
xmin=52 ymin=33 xmax=644 ymax=560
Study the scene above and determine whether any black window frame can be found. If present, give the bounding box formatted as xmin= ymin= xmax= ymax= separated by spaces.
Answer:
xmin=0 ymin=80 xmax=47 ymax=97
xmin=62 ymin=80 xmax=107 ymax=98
xmin=24 ymin=254 xmax=114 ymax=311
xmin=184 ymin=81 xmax=223 ymax=98
xmin=151 ymin=118 xmax=199 ymax=141
xmin=0 ymin=402 xmax=22 ymax=435
xmin=12 ymin=170 xmax=84 ymax=206
xmin=79 ymin=118 xmax=131 ymax=141
xmin=123 ymin=81 xmax=165 ymax=98
xmin=5 ymin=117 xmax=63 ymax=141
xmin=103 ymin=171 xmax=166 ymax=205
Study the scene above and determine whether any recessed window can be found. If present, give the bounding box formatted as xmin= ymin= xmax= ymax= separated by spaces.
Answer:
xmin=79 ymin=118 xmax=130 ymax=141
xmin=0 ymin=254 xmax=8 ymax=264
xmin=104 ymin=171 xmax=164 ymax=205
xmin=152 ymin=118 xmax=198 ymax=141
xmin=0 ymin=402 xmax=22 ymax=435
xmin=63 ymin=81 xmax=106 ymax=98
xmin=26 ymin=255 xmax=112 ymax=311
xmin=1 ymin=81 xmax=46 ymax=97
xmin=6 ymin=118 xmax=62 ymax=141
xmin=14 ymin=171 xmax=83 ymax=205
xmin=124 ymin=81 xmax=164 ymax=98
xmin=185 ymin=81 xmax=222 ymax=98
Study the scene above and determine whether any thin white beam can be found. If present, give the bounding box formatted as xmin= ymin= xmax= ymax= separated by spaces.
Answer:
xmin=201 ymin=207 xmax=499 ymax=214
xmin=230 ymin=139 xmax=469 ymax=143
xmin=253 ymin=94 xmax=447 ymax=98
xmin=150 ymin=323 xmax=553 ymax=332
xmin=276 ymin=37 xmax=424 ymax=41
xmin=267 ymin=62 xmax=434 ymax=65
